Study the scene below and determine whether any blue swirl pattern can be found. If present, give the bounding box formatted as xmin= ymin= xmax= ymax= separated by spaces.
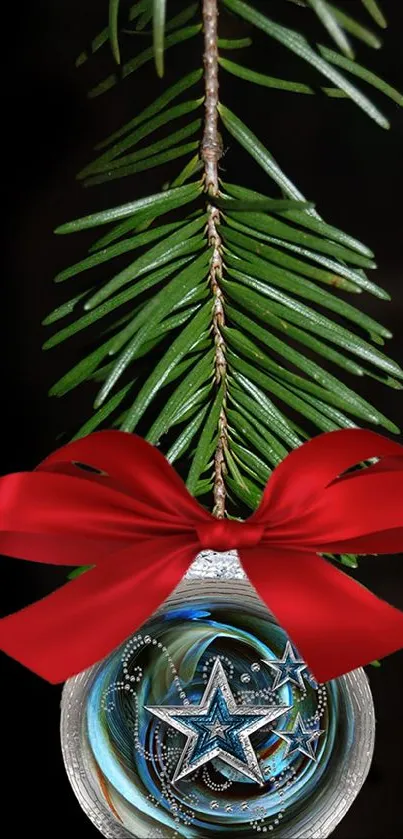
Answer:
xmin=84 ymin=598 xmax=355 ymax=837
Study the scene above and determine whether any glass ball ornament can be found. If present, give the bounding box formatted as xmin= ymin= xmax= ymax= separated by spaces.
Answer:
xmin=60 ymin=552 xmax=375 ymax=838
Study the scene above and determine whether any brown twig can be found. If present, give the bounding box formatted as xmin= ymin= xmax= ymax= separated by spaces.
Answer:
xmin=201 ymin=0 xmax=228 ymax=518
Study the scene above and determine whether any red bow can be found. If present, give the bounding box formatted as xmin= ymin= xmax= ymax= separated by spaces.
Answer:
xmin=0 ymin=428 xmax=403 ymax=684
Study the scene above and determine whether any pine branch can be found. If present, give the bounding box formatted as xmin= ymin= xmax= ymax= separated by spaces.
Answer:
xmin=201 ymin=0 xmax=227 ymax=517
xmin=46 ymin=0 xmax=402 ymax=539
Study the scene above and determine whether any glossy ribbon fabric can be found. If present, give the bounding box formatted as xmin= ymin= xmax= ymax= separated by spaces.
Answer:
xmin=0 ymin=428 xmax=403 ymax=684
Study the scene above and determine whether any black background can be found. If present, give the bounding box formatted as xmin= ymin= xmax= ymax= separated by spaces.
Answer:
xmin=1 ymin=1 xmax=403 ymax=836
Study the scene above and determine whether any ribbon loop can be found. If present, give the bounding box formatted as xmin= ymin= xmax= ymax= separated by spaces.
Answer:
xmin=196 ymin=519 xmax=265 ymax=551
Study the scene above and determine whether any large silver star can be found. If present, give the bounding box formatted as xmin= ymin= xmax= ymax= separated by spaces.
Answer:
xmin=262 ymin=641 xmax=308 ymax=691
xmin=273 ymin=712 xmax=324 ymax=761
xmin=146 ymin=658 xmax=290 ymax=785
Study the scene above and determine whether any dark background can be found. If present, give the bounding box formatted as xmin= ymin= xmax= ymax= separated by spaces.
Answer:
xmin=1 ymin=1 xmax=403 ymax=836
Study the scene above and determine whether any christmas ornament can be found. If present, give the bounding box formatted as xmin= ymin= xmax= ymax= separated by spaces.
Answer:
xmin=1 ymin=428 xmax=403 ymax=685
xmin=0 ymin=428 xmax=401 ymax=836
xmin=61 ymin=574 xmax=375 ymax=838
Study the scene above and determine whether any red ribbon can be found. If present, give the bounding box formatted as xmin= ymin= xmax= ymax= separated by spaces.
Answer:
xmin=1 ymin=428 xmax=403 ymax=684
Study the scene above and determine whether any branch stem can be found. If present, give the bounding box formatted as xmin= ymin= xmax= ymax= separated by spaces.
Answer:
xmin=201 ymin=0 xmax=227 ymax=518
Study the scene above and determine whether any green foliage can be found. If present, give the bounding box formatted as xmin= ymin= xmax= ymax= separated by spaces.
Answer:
xmin=223 ymin=0 xmax=389 ymax=127
xmin=109 ymin=0 xmax=122 ymax=64
xmin=48 ymin=0 xmax=402 ymax=540
xmin=361 ymin=0 xmax=387 ymax=28
xmin=306 ymin=0 xmax=354 ymax=58
xmin=153 ymin=0 xmax=166 ymax=77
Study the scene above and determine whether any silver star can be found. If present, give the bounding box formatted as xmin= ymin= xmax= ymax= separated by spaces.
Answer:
xmin=273 ymin=712 xmax=324 ymax=761
xmin=204 ymin=720 xmax=231 ymax=740
xmin=262 ymin=641 xmax=308 ymax=691
xmin=146 ymin=658 xmax=290 ymax=785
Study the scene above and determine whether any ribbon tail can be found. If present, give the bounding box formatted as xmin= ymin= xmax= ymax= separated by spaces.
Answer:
xmin=0 ymin=536 xmax=199 ymax=683
xmin=240 ymin=546 xmax=403 ymax=683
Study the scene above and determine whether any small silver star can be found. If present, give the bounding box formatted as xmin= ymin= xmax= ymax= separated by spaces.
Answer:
xmin=273 ymin=712 xmax=324 ymax=761
xmin=204 ymin=721 xmax=231 ymax=740
xmin=146 ymin=658 xmax=290 ymax=785
xmin=262 ymin=641 xmax=308 ymax=691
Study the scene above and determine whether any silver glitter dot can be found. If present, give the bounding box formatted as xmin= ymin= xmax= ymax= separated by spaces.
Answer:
xmin=240 ymin=673 xmax=251 ymax=684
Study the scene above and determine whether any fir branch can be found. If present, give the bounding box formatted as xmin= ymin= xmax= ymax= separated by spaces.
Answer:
xmin=202 ymin=0 xmax=227 ymax=518
xmin=47 ymin=0 xmax=402 ymax=533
